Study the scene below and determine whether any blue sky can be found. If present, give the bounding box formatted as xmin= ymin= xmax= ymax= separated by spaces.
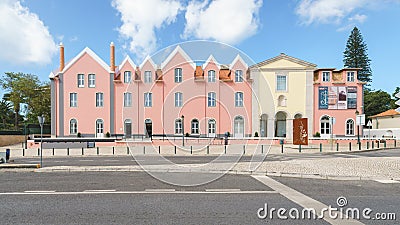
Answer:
xmin=0 ymin=0 xmax=399 ymax=96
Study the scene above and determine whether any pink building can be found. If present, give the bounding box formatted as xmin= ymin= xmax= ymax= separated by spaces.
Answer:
xmin=313 ymin=69 xmax=364 ymax=138
xmin=50 ymin=43 xmax=253 ymax=138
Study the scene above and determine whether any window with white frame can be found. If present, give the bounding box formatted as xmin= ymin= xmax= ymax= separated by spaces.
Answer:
xmin=320 ymin=116 xmax=331 ymax=135
xmin=144 ymin=71 xmax=152 ymax=83
xmin=175 ymin=68 xmax=182 ymax=83
xmin=77 ymin=74 xmax=84 ymax=88
xmin=96 ymin=92 xmax=104 ymax=107
xmin=88 ymin=74 xmax=96 ymax=87
xmin=278 ymin=95 xmax=286 ymax=107
xmin=175 ymin=92 xmax=183 ymax=107
xmin=322 ymin=72 xmax=330 ymax=82
xmin=70 ymin=93 xmax=77 ymax=107
xmin=235 ymin=92 xmax=244 ymax=107
xmin=208 ymin=119 xmax=216 ymax=135
xmin=191 ymin=119 xmax=199 ymax=134
xmin=124 ymin=71 xmax=131 ymax=83
xmin=96 ymin=119 xmax=104 ymax=135
xmin=208 ymin=70 xmax=216 ymax=82
xmin=276 ymin=75 xmax=287 ymax=91
xmin=347 ymin=72 xmax=355 ymax=82
xmin=124 ymin=92 xmax=132 ymax=107
xmin=346 ymin=119 xmax=355 ymax=135
xmin=208 ymin=92 xmax=216 ymax=107
xmin=175 ymin=119 xmax=182 ymax=134
xmin=144 ymin=92 xmax=152 ymax=107
xmin=70 ymin=119 xmax=77 ymax=134
xmin=235 ymin=70 xmax=243 ymax=82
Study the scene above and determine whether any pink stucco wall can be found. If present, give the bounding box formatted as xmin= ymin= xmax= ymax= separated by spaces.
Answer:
xmin=55 ymin=46 xmax=252 ymax=138
xmin=62 ymin=52 xmax=111 ymax=136
xmin=313 ymin=69 xmax=364 ymax=137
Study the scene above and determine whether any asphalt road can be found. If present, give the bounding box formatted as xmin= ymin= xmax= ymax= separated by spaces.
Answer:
xmin=1 ymin=171 xmax=399 ymax=224
xmin=11 ymin=148 xmax=400 ymax=167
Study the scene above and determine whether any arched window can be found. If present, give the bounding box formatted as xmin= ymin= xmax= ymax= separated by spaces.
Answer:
xmin=278 ymin=95 xmax=286 ymax=107
xmin=175 ymin=119 xmax=182 ymax=134
xmin=346 ymin=119 xmax=355 ymax=136
xmin=70 ymin=119 xmax=77 ymax=135
xmin=208 ymin=70 xmax=216 ymax=82
xmin=191 ymin=119 xmax=199 ymax=134
xmin=208 ymin=119 xmax=216 ymax=137
xmin=320 ymin=116 xmax=330 ymax=135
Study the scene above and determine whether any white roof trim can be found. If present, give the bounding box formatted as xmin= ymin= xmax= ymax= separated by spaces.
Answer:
xmin=49 ymin=71 xmax=55 ymax=79
xmin=229 ymin=54 xmax=248 ymax=70
xmin=139 ymin=55 xmax=157 ymax=70
xmin=202 ymin=55 xmax=221 ymax=70
xmin=161 ymin=45 xmax=196 ymax=70
xmin=119 ymin=55 xmax=136 ymax=70
xmin=61 ymin=47 xmax=110 ymax=74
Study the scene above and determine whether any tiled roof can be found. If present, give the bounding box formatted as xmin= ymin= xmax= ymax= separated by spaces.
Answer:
xmin=370 ymin=109 xmax=400 ymax=118
xmin=219 ymin=69 xmax=232 ymax=81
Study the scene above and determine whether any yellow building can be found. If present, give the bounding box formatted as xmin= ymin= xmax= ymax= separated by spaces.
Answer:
xmin=251 ymin=53 xmax=317 ymax=139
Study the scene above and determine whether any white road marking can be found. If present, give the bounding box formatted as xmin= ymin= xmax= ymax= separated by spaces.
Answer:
xmin=84 ymin=190 xmax=116 ymax=192
xmin=252 ymin=176 xmax=364 ymax=225
xmin=24 ymin=190 xmax=56 ymax=193
xmin=375 ymin=179 xmax=400 ymax=184
xmin=205 ymin=189 xmax=241 ymax=192
xmin=0 ymin=190 xmax=278 ymax=195
xmin=79 ymin=160 xmax=94 ymax=162
xmin=145 ymin=189 xmax=175 ymax=192
xmin=104 ymin=160 xmax=119 ymax=162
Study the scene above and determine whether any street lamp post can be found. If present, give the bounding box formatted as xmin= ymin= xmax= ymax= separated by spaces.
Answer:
xmin=181 ymin=115 xmax=185 ymax=147
xmin=37 ymin=115 xmax=45 ymax=168
xmin=355 ymin=110 xmax=360 ymax=150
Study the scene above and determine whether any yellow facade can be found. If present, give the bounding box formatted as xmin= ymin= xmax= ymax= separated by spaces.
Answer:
xmin=252 ymin=54 xmax=316 ymax=139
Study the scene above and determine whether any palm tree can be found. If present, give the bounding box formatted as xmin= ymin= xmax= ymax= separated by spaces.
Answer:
xmin=0 ymin=99 xmax=13 ymax=129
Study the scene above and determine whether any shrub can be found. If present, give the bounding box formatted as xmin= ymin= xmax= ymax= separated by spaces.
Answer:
xmin=314 ymin=132 xmax=321 ymax=138
xmin=77 ymin=132 xmax=81 ymax=138
xmin=106 ymin=132 xmax=111 ymax=138
xmin=254 ymin=131 xmax=259 ymax=137
xmin=185 ymin=132 xmax=190 ymax=137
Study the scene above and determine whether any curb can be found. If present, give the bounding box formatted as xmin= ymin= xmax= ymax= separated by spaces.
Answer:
xmin=0 ymin=164 xmax=40 ymax=169
xmin=33 ymin=166 xmax=400 ymax=181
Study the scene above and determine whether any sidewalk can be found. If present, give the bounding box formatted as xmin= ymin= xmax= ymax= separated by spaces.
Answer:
xmin=32 ymin=150 xmax=400 ymax=181
xmin=1 ymin=142 xmax=396 ymax=158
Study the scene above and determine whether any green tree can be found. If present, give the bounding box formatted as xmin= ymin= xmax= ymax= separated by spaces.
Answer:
xmin=390 ymin=87 xmax=400 ymax=109
xmin=0 ymin=72 xmax=50 ymax=129
xmin=0 ymin=99 xmax=14 ymax=129
xmin=343 ymin=27 xmax=372 ymax=87
xmin=364 ymin=89 xmax=393 ymax=119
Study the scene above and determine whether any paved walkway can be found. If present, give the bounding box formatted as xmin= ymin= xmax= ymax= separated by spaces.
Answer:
xmin=3 ymin=143 xmax=400 ymax=181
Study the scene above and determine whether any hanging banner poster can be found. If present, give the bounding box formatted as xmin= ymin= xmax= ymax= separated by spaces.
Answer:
xmin=318 ymin=87 xmax=328 ymax=109
xmin=328 ymin=86 xmax=338 ymax=109
xmin=293 ymin=118 xmax=308 ymax=145
xmin=347 ymin=86 xmax=357 ymax=109
xmin=337 ymin=86 xmax=347 ymax=109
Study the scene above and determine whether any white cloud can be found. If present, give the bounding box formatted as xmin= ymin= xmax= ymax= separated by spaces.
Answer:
xmin=112 ymin=0 xmax=183 ymax=60
xmin=0 ymin=0 xmax=57 ymax=65
xmin=349 ymin=14 xmax=367 ymax=23
xmin=296 ymin=0 xmax=367 ymax=25
xmin=182 ymin=0 xmax=263 ymax=44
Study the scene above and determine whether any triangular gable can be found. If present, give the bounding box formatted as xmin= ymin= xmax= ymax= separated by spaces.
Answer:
xmin=51 ymin=47 xmax=110 ymax=78
xmin=229 ymin=54 xmax=248 ymax=70
xmin=139 ymin=55 xmax=157 ymax=70
xmin=251 ymin=53 xmax=317 ymax=69
xmin=203 ymin=55 xmax=221 ymax=70
xmin=161 ymin=45 xmax=196 ymax=70
xmin=119 ymin=55 xmax=136 ymax=70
